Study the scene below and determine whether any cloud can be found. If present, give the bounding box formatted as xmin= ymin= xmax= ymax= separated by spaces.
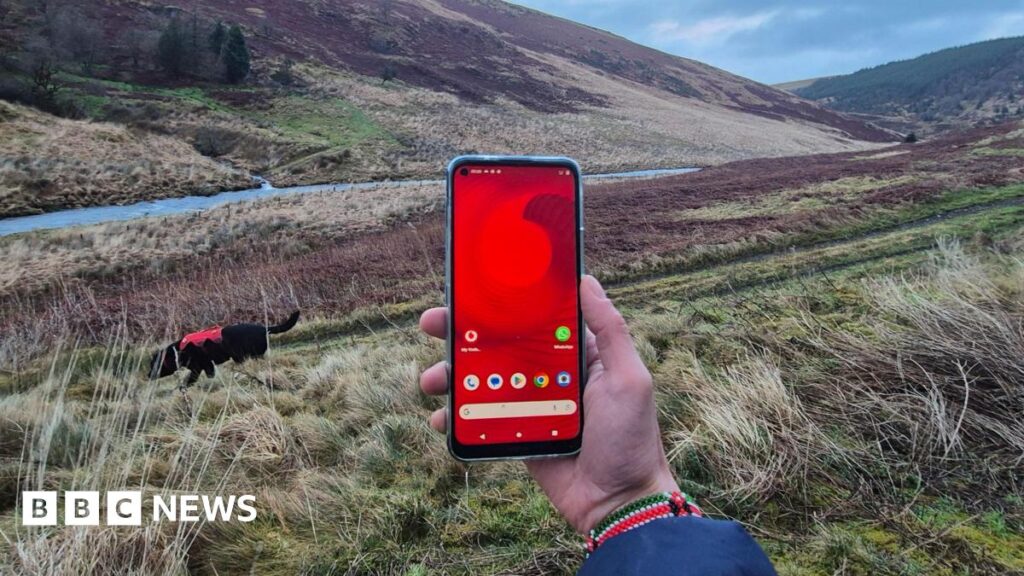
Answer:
xmin=981 ymin=10 xmax=1024 ymax=39
xmin=649 ymin=11 xmax=779 ymax=46
xmin=511 ymin=0 xmax=1024 ymax=83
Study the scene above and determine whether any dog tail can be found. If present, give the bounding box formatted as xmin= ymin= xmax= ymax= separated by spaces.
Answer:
xmin=268 ymin=310 xmax=300 ymax=334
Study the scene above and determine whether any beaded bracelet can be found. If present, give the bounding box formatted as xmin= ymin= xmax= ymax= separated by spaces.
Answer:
xmin=585 ymin=491 xmax=703 ymax=557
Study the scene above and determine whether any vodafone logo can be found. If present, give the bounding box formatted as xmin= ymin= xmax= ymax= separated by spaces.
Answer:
xmin=464 ymin=330 xmax=478 ymax=343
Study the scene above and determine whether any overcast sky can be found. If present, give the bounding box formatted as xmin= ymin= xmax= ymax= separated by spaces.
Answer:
xmin=511 ymin=1 xmax=1024 ymax=84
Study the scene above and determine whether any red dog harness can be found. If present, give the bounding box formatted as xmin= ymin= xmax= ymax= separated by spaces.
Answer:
xmin=179 ymin=326 xmax=223 ymax=350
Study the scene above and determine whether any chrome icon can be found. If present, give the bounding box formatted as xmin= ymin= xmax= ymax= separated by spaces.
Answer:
xmin=533 ymin=373 xmax=550 ymax=388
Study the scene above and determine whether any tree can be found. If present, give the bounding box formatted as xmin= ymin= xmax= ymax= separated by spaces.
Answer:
xmin=208 ymin=21 xmax=226 ymax=55
xmin=121 ymin=28 xmax=150 ymax=70
xmin=54 ymin=12 xmax=104 ymax=75
xmin=903 ymin=132 xmax=918 ymax=144
xmin=380 ymin=64 xmax=396 ymax=83
xmin=222 ymin=25 xmax=250 ymax=84
xmin=157 ymin=18 xmax=188 ymax=77
xmin=30 ymin=59 xmax=60 ymax=110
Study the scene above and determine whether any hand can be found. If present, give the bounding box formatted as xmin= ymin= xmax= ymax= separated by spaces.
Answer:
xmin=418 ymin=275 xmax=679 ymax=533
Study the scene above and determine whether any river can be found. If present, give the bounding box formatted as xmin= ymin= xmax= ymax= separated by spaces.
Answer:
xmin=0 ymin=167 xmax=699 ymax=236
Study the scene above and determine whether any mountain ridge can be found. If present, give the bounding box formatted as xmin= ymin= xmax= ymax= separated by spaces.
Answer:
xmin=790 ymin=36 xmax=1024 ymax=134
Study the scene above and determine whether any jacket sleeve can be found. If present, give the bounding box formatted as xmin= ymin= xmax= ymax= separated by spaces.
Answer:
xmin=578 ymin=516 xmax=777 ymax=576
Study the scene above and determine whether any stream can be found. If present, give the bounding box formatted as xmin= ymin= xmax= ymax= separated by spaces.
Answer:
xmin=0 ymin=167 xmax=699 ymax=236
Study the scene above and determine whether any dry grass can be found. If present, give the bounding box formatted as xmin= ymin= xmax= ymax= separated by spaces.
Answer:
xmin=660 ymin=352 xmax=846 ymax=505
xmin=0 ymin=102 xmax=251 ymax=218
xmin=804 ymin=239 xmax=1024 ymax=476
xmin=0 ymin=180 xmax=442 ymax=298
xmin=1 ymin=234 xmax=1023 ymax=574
xmin=675 ymin=175 xmax=921 ymax=222
xmin=301 ymin=61 xmax=880 ymax=186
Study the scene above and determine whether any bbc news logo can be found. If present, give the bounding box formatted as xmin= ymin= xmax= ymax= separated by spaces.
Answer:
xmin=22 ymin=491 xmax=257 ymax=526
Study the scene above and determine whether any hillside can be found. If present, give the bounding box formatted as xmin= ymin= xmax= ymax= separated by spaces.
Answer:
xmin=793 ymin=36 xmax=1024 ymax=134
xmin=0 ymin=0 xmax=893 ymax=216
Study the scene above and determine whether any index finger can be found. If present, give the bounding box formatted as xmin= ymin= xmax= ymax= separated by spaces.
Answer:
xmin=419 ymin=307 xmax=447 ymax=340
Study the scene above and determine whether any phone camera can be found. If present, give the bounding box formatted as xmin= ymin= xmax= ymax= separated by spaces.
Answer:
xmin=460 ymin=168 xmax=469 ymax=176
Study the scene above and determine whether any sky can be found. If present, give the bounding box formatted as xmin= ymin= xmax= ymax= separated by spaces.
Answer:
xmin=510 ymin=0 xmax=1024 ymax=84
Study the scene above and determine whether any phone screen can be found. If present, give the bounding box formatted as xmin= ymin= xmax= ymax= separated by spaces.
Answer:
xmin=450 ymin=162 xmax=582 ymax=452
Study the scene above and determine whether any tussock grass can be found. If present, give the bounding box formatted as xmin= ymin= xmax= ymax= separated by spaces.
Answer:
xmin=803 ymin=239 xmax=1024 ymax=479
xmin=1 ymin=235 xmax=1023 ymax=573
xmin=0 ymin=180 xmax=442 ymax=298
xmin=0 ymin=101 xmax=251 ymax=218
xmin=660 ymin=352 xmax=847 ymax=506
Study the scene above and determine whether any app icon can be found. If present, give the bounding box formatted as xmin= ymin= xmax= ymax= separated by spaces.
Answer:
xmin=463 ymin=374 xmax=480 ymax=391
xmin=555 ymin=326 xmax=571 ymax=342
xmin=534 ymin=373 xmax=550 ymax=388
xmin=487 ymin=373 xmax=503 ymax=390
xmin=556 ymin=371 xmax=571 ymax=387
xmin=510 ymin=372 xmax=527 ymax=389
xmin=465 ymin=330 xmax=478 ymax=343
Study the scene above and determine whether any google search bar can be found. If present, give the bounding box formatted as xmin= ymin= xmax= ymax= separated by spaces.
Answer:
xmin=458 ymin=400 xmax=577 ymax=420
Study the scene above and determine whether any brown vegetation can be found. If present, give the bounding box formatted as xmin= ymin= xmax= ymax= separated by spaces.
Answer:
xmin=0 ymin=101 xmax=251 ymax=217
xmin=0 ymin=122 xmax=1021 ymax=366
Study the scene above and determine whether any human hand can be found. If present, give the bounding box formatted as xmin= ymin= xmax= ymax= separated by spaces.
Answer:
xmin=418 ymin=275 xmax=679 ymax=533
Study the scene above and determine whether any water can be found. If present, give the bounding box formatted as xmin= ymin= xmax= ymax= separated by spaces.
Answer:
xmin=0 ymin=167 xmax=699 ymax=236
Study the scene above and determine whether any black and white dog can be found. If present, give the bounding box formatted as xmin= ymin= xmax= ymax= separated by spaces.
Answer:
xmin=149 ymin=311 xmax=300 ymax=387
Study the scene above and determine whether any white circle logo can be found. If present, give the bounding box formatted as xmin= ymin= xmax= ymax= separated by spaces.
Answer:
xmin=487 ymin=373 xmax=503 ymax=390
xmin=465 ymin=330 xmax=478 ymax=343
xmin=463 ymin=374 xmax=480 ymax=391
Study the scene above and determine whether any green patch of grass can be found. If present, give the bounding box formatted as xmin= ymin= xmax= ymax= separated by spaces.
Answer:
xmin=971 ymin=146 xmax=1024 ymax=157
xmin=257 ymin=95 xmax=389 ymax=149
xmin=57 ymin=73 xmax=233 ymax=113
xmin=912 ymin=498 xmax=1024 ymax=572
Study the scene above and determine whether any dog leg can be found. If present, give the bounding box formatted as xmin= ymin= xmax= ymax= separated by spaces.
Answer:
xmin=176 ymin=371 xmax=200 ymax=414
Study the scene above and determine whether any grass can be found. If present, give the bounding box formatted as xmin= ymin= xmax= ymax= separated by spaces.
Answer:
xmin=2 ymin=224 xmax=1023 ymax=573
xmin=675 ymin=175 xmax=920 ymax=221
xmin=0 ymin=100 xmax=252 ymax=218
xmin=0 ymin=120 xmax=1022 ymax=573
xmin=0 ymin=180 xmax=442 ymax=298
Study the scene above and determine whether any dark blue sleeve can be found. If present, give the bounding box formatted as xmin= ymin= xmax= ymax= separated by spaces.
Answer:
xmin=578 ymin=516 xmax=777 ymax=576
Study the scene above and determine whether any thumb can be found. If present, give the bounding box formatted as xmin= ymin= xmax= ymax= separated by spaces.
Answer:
xmin=580 ymin=275 xmax=647 ymax=379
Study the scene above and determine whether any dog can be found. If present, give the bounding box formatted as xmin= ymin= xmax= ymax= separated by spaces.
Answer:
xmin=150 ymin=311 xmax=300 ymax=388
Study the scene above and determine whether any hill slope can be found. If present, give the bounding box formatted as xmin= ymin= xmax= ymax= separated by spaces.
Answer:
xmin=794 ymin=36 xmax=1024 ymax=133
xmin=0 ymin=0 xmax=892 ymax=215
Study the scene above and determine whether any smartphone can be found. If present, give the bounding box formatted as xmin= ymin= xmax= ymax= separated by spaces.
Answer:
xmin=445 ymin=155 xmax=585 ymax=461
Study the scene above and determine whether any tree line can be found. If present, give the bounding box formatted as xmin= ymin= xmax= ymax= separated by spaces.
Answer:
xmin=797 ymin=36 xmax=1024 ymax=121
xmin=157 ymin=17 xmax=251 ymax=84
xmin=0 ymin=3 xmax=255 ymax=118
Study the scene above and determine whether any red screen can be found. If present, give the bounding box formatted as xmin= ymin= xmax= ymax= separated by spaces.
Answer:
xmin=452 ymin=164 xmax=581 ymax=446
